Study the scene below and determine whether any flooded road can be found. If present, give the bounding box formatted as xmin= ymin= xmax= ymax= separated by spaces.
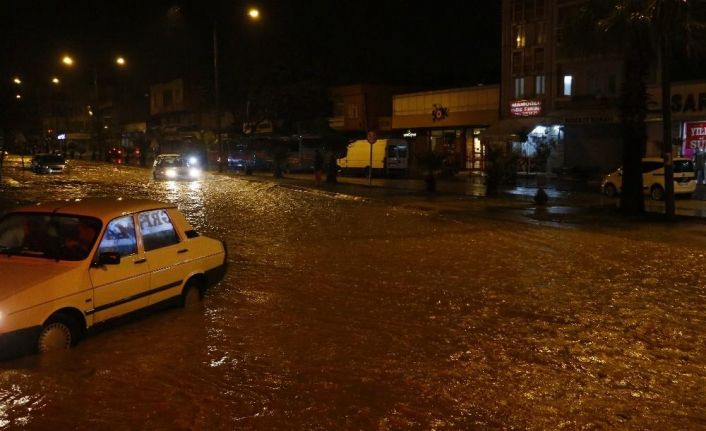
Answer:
xmin=1 ymin=161 xmax=706 ymax=429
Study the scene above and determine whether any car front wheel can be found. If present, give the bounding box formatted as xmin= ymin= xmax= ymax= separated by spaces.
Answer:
xmin=603 ymin=183 xmax=617 ymax=197
xmin=37 ymin=314 xmax=80 ymax=353
xmin=651 ymin=185 xmax=665 ymax=201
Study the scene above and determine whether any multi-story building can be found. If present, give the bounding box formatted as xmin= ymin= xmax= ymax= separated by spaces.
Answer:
xmin=149 ymin=78 xmax=233 ymax=157
xmin=329 ymin=85 xmax=409 ymax=136
xmin=491 ymin=0 xmax=627 ymax=173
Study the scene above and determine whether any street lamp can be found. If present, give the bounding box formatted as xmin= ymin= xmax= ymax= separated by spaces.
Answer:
xmin=15 ymin=94 xmax=21 ymax=100
xmin=51 ymin=77 xmax=60 ymax=85
xmin=214 ymin=7 xmax=261 ymax=172
xmin=13 ymin=77 xmax=21 ymax=85
xmin=62 ymin=55 xmax=74 ymax=66
xmin=116 ymin=56 xmax=126 ymax=67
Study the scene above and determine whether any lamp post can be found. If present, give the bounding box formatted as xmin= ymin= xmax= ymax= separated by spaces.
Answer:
xmin=214 ymin=7 xmax=260 ymax=172
xmin=60 ymin=54 xmax=128 ymax=160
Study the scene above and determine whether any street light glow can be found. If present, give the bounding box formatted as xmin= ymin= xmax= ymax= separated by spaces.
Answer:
xmin=15 ymin=94 xmax=21 ymax=99
xmin=62 ymin=55 xmax=74 ymax=66
xmin=116 ymin=56 xmax=126 ymax=66
xmin=52 ymin=77 xmax=60 ymax=84
xmin=248 ymin=8 xmax=260 ymax=19
xmin=13 ymin=77 xmax=21 ymax=85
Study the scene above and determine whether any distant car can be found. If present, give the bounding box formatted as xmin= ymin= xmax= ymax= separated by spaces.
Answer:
xmin=152 ymin=154 xmax=202 ymax=180
xmin=601 ymin=157 xmax=697 ymax=200
xmin=0 ymin=198 xmax=227 ymax=355
xmin=30 ymin=154 xmax=67 ymax=174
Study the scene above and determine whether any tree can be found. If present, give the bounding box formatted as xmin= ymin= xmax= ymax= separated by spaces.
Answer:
xmin=575 ymin=0 xmax=706 ymax=216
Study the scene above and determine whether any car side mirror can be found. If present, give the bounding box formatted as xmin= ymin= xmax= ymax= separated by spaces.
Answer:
xmin=96 ymin=252 xmax=121 ymax=266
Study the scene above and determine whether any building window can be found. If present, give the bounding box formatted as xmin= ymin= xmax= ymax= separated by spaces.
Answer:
xmin=512 ymin=51 xmax=523 ymax=75
xmin=534 ymin=48 xmax=544 ymax=72
xmin=514 ymin=25 xmax=526 ymax=48
xmin=347 ymin=104 xmax=359 ymax=119
xmin=535 ymin=0 xmax=545 ymax=18
xmin=563 ymin=75 xmax=573 ymax=96
xmin=525 ymin=0 xmax=535 ymax=21
xmin=514 ymin=78 xmax=525 ymax=98
xmin=536 ymin=75 xmax=546 ymax=95
xmin=333 ymin=97 xmax=344 ymax=117
xmin=512 ymin=0 xmax=523 ymax=22
xmin=163 ymin=89 xmax=173 ymax=107
xmin=535 ymin=22 xmax=546 ymax=45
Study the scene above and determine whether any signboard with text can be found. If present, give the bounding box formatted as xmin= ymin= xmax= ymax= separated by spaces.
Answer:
xmin=683 ymin=121 xmax=706 ymax=159
xmin=510 ymin=100 xmax=543 ymax=117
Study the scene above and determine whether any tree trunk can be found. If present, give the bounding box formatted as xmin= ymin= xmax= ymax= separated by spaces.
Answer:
xmin=619 ymin=28 xmax=647 ymax=215
xmin=661 ymin=4 xmax=676 ymax=219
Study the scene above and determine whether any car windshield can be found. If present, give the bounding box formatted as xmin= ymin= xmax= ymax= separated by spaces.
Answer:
xmin=159 ymin=157 xmax=185 ymax=167
xmin=675 ymin=160 xmax=694 ymax=173
xmin=0 ymin=213 xmax=102 ymax=261
xmin=37 ymin=156 xmax=65 ymax=164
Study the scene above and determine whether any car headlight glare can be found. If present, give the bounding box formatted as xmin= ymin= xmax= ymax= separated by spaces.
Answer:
xmin=189 ymin=168 xmax=202 ymax=178
xmin=165 ymin=169 xmax=177 ymax=178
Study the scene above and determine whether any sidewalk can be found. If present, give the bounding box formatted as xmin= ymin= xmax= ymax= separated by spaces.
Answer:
xmin=223 ymin=169 xmax=706 ymax=228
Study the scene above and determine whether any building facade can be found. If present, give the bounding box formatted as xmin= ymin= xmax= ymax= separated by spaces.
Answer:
xmin=494 ymin=0 xmax=628 ymax=174
xmin=329 ymin=85 xmax=409 ymax=135
xmin=392 ymin=86 xmax=499 ymax=173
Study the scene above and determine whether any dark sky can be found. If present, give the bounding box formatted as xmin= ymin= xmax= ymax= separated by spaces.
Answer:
xmin=2 ymin=0 xmax=501 ymax=90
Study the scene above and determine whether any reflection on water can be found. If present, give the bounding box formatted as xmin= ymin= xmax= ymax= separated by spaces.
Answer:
xmin=1 ymin=161 xmax=706 ymax=429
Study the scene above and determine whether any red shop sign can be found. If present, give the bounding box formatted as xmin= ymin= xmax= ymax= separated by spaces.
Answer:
xmin=510 ymin=100 xmax=543 ymax=117
xmin=683 ymin=121 xmax=706 ymax=158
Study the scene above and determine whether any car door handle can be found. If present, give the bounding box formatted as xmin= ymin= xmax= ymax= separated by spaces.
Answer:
xmin=177 ymin=249 xmax=188 ymax=254
xmin=134 ymin=258 xmax=147 ymax=264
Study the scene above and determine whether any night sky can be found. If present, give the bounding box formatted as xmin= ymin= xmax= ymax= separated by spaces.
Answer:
xmin=2 ymin=0 xmax=501 ymax=92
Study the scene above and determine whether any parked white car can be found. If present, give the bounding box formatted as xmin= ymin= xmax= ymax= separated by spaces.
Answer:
xmin=0 ymin=198 xmax=227 ymax=355
xmin=601 ymin=157 xmax=696 ymax=200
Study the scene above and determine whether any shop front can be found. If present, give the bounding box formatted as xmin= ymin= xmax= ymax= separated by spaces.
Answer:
xmin=481 ymin=99 xmax=565 ymax=174
xmin=391 ymin=86 xmax=499 ymax=175
xmin=647 ymin=81 xmax=706 ymax=161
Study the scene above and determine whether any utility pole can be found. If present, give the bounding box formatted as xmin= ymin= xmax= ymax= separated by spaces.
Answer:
xmin=214 ymin=23 xmax=223 ymax=172
xmin=660 ymin=0 xmax=676 ymax=219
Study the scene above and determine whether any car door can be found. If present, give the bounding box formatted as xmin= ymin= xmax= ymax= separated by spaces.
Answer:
xmin=137 ymin=209 xmax=191 ymax=305
xmin=89 ymin=214 xmax=151 ymax=323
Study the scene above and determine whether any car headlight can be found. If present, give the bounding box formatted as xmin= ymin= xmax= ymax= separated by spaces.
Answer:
xmin=165 ymin=168 xmax=177 ymax=178
xmin=189 ymin=156 xmax=198 ymax=165
xmin=189 ymin=168 xmax=202 ymax=178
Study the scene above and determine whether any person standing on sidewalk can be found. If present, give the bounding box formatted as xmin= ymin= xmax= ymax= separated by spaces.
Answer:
xmin=696 ymin=149 xmax=706 ymax=185
xmin=314 ymin=148 xmax=324 ymax=186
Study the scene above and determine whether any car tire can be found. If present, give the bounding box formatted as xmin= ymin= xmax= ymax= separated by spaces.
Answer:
xmin=37 ymin=313 xmax=80 ymax=353
xmin=181 ymin=279 xmax=204 ymax=308
xmin=603 ymin=183 xmax=617 ymax=197
xmin=651 ymin=185 xmax=665 ymax=201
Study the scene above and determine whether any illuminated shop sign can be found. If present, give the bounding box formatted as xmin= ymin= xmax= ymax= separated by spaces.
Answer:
xmin=683 ymin=121 xmax=706 ymax=158
xmin=403 ymin=130 xmax=417 ymax=138
xmin=510 ymin=100 xmax=542 ymax=117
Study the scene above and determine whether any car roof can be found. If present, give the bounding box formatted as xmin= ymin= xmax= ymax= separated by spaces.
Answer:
xmin=10 ymin=198 xmax=177 ymax=221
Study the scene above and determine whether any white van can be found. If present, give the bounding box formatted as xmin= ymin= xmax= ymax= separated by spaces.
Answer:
xmin=337 ymin=139 xmax=409 ymax=176
xmin=601 ymin=157 xmax=696 ymax=200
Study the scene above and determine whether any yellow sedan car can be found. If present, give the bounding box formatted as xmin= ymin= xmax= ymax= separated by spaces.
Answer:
xmin=0 ymin=198 xmax=227 ymax=355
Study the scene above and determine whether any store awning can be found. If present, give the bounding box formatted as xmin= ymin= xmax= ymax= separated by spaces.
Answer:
xmin=480 ymin=117 xmax=561 ymax=139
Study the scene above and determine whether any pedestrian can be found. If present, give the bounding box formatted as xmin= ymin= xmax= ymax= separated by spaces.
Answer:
xmin=314 ymin=148 xmax=324 ymax=186
xmin=696 ymin=149 xmax=706 ymax=185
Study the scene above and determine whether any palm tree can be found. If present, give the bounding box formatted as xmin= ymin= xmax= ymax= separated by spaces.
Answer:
xmin=575 ymin=0 xmax=705 ymax=216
